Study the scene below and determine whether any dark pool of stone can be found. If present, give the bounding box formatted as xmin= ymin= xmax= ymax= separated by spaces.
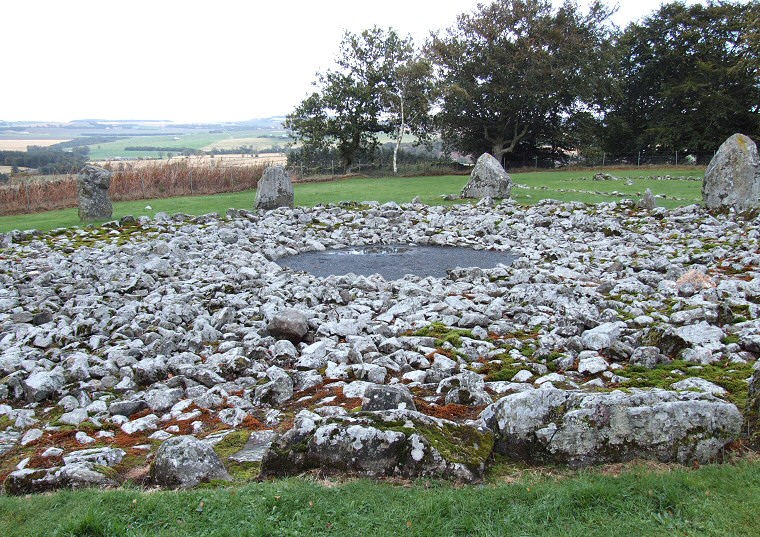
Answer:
xmin=278 ymin=244 xmax=517 ymax=280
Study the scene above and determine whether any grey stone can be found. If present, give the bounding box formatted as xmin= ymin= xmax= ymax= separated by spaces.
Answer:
xmin=260 ymin=409 xmax=493 ymax=482
xmin=362 ymin=384 xmax=416 ymax=411
xmin=481 ymin=387 xmax=742 ymax=467
xmin=229 ymin=430 xmax=277 ymax=463
xmin=267 ymin=309 xmax=309 ymax=343
xmin=4 ymin=463 xmax=119 ymax=495
xmin=638 ymin=188 xmax=658 ymax=210
xmin=254 ymin=165 xmax=294 ymax=210
xmin=703 ymin=134 xmax=760 ymax=213
xmin=23 ymin=371 xmax=65 ymax=402
xmin=77 ymin=165 xmax=113 ymax=221
xmin=150 ymin=435 xmax=231 ymax=489
xmin=461 ymin=153 xmax=512 ymax=199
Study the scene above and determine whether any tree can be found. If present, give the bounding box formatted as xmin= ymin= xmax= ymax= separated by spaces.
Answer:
xmin=285 ymin=27 xmax=433 ymax=174
xmin=602 ymin=1 xmax=760 ymax=154
xmin=428 ymin=0 xmax=616 ymax=164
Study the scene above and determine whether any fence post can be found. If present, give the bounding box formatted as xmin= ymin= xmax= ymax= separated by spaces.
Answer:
xmin=675 ymin=151 xmax=678 ymax=166
xmin=637 ymin=151 xmax=641 ymax=167
xmin=24 ymin=181 xmax=30 ymax=213
xmin=189 ymin=167 xmax=193 ymax=194
xmin=602 ymin=152 xmax=606 ymax=167
xmin=141 ymin=171 xmax=146 ymax=199
xmin=534 ymin=156 xmax=538 ymax=169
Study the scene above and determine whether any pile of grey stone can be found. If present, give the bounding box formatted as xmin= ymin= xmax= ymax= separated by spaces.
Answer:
xmin=0 ymin=143 xmax=759 ymax=492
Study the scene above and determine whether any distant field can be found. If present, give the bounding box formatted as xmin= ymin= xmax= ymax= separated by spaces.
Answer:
xmin=93 ymin=153 xmax=287 ymax=168
xmin=0 ymin=167 xmax=705 ymax=233
xmin=86 ymin=130 xmax=293 ymax=160
xmin=0 ymin=139 xmax=70 ymax=151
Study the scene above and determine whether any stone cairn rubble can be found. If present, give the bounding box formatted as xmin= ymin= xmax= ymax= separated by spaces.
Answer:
xmin=77 ymin=165 xmax=113 ymax=221
xmin=461 ymin=153 xmax=513 ymax=199
xmin=254 ymin=165 xmax=294 ymax=211
xmin=0 ymin=194 xmax=758 ymax=493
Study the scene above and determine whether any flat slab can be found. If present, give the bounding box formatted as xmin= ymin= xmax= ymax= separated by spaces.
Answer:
xmin=278 ymin=245 xmax=516 ymax=280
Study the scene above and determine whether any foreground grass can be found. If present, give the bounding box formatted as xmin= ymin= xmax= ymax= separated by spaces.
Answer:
xmin=0 ymin=167 xmax=703 ymax=233
xmin=0 ymin=459 xmax=757 ymax=536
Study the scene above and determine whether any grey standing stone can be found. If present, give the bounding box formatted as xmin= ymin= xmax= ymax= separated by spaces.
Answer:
xmin=638 ymin=189 xmax=658 ymax=210
xmin=702 ymin=134 xmax=760 ymax=213
xmin=77 ymin=165 xmax=113 ymax=221
xmin=461 ymin=153 xmax=512 ymax=199
xmin=254 ymin=165 xmax=294 ymax=210
xmin=150 ymin=435 xmax=231 ymax=489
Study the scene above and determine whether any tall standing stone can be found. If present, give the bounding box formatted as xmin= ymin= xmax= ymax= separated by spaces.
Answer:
xmin=702 ymin=133 xmax=760 ymax=213
xmin=254 ymin=165 xmax=294 ymax=210
xmin=77 ymin=165 xmax=113 ymax=221
xmin=460 ymin=153 xmax=512 ymax=199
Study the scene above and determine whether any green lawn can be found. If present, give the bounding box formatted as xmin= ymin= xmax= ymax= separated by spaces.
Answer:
xmin=0 ymin=460 xmax=757 ymax=536
xmin=0 ymin=168 xmax=704 ymax=234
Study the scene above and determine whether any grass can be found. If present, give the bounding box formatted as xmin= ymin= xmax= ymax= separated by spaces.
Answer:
xmin=0 ymin=167 xmax=704 ymax=233
xmin=0 ymin=459 xmax=757 ymax=536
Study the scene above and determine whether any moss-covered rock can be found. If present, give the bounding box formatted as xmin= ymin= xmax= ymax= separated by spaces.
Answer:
xmin=260 ymin=409 xmax=493 ymax=482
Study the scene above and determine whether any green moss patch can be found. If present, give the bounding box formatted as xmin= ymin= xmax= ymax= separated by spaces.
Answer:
xmin=413 ymin=322 xmax=474 ymax=347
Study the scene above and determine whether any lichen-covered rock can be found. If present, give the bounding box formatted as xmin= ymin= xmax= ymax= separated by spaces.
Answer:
xmin=260 ymin=409 xmax=493 ymax=482
xmin=362 ymin=384 xmax=416 ymax=411
xmin=4 ymin=463 xmax=119 ymax=495
xmin=481 ymin=387 xmax=742 ymax=467
xmin=702 ymin=133 xmax=760 ymax=213
xmin=267 ymin=308 xmax=309 ymax=343
xmin=638 ymin=188 xmax=658 ymax=210
xmin=254 ymin=165 xmax=294 ymax=210
xmin=77 ymin=165 xmax=113 ymax=221
xmin=460 ymin=153 xmax=512 ymax=199
xmin=23 ymin=370 xmax=65 ymax=402
xmin=150 ymin=435 xmax=231 ymax=489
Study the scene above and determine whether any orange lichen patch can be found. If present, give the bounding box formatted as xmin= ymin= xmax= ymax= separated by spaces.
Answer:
xmin=26 ymin=452 xmax=63 ymax=470
xmin=240 ymin=415 xmax=267 ymax=431
xmin=108 ymin=430 xmax=152 ymax=449
xmin=414 ymin=400 xmax=485 ymax=422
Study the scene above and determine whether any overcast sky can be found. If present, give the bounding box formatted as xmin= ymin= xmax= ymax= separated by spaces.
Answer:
xmin=2 ymin=0 xmax=707 ymax=123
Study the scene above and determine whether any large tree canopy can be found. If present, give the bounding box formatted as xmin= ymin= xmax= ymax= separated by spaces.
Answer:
xmin=285 ymin=27 xmax=433 ymax=173
xmin=602 ymin=0 xmax=760 ymax=154
xmin=428 ymin=0 xmax=615 ymax=163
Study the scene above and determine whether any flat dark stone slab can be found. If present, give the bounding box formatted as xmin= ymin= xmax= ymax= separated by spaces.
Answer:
xmin=278 ymin=245 xmax=516 ymax=280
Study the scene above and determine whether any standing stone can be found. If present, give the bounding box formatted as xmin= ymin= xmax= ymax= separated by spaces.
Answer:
xmin=638 ymin=188 xmax=657 ymax=210
xmin=77 ymin=165 xmax=113 ymax=221
xmin=461 ymin=153 xmax=512 ymax=199
xmin=702 ymin=134 xmax=760 ymax=213
xmin=254 ymin=165 xmax=294 ymax=210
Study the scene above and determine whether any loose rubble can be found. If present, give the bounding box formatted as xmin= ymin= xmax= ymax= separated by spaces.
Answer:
xmin=1 ymin=197 xmax=759 ymax=492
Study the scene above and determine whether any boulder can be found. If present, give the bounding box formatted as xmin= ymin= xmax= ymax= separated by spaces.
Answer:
xmin=481 ymin=387 xmax=742 ymax=468
xmin=150 ymin=435 xmax=231 ymax=489
xmin=362 ymin=384 xmax=416 ymax=411
xmin=254 ymin=165 xmax=294 ymax=210
xmin=267 ymin=308 xmax=309 ymax=343
xmin=638 ymin=188 xmax=658 ymax=210
xmin=260 ymin=409 xmax=493 ymax=482
xmin=4 ymin=463 xmax=119 ymax=495
xmin=702 ymin=133 xmax=760 ymax=213
xmin=460 ymin=153 xmax=512 ymax=199
xmin=77 ymin=165 xmax=113 ymax=221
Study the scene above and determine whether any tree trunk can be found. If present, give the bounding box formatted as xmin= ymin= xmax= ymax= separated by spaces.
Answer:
xmin=392 ymin=94 xmax=406 ymax=175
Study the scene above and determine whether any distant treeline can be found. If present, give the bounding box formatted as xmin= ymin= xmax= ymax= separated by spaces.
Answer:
xmin=0 ymin=148 xmax=88 ymax=174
